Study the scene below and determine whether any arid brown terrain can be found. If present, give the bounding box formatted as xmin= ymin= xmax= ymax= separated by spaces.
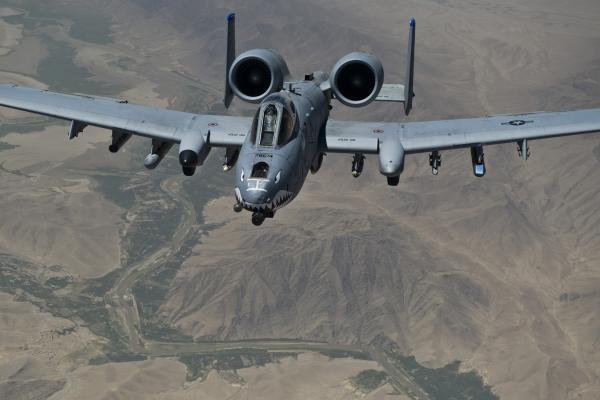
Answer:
xmin=0 ymin=0 xmax=599 ymax=399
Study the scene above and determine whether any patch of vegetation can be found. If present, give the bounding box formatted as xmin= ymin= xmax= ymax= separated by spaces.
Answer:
xmin=181 ymin=152 xmax=237 ymax=218
xmin=389 ymin=353 xmax=498 ymax=400
xmin=4 ymin=0 xmax=66 ymax=23
xmin=351 ymin=369 xmax=389 ymax=392
xmin=100 ymin=169 xmax=184 ymax=266
xmin=178 ymin=350 xmax=298 ymax=381
xmin=48 ymin=265 xmax=64 ymax=272
xmin=126 ymin=208 xmax=182 ymax=263
xmin=0 ymin=254 xmax=131 ymax=357
xmin=52 ymin=325 xmax=77 ymax=336
xmin=1 ymin=1 xmax=124 ymax=95
xmin=132 ymin=236 xmax=195 ymax=342
xmin=45 ymin=276 xmax=72 ymax=289
xmin=0 ymin=256 xmax=54 ymax=299
xmin=88 ymin=172 xmax=136 ymax=210
xmin=109 ymin=56 xmax=137 ymax=71
xmin=4 ymin=0 xmax=113 ymax=45
xmin=125 ymin=202 xmax=182 ymax=265
xmin=37 ymin=35 xmax=121 ymax=95
xmin=1 ymin=2 xmax=58 ymax=30
xmin=0 ymin=379 xmax=66 ymax=400
xmin=69 ymin=14 xmax=113 ymax=45
xmin=0 ymin=120 xmax=55 ymax=138
xmin=318 ymin=349 xmax=372 ymax=361
xmin=126 ymin=153 xmax=231 ymax=342
xmin=178 ymin=354 xmax=214 ymax=381
xmin=129 ymin=151 xmax=237 ymax=341
xmin=139 ymin=320 xmax=194 ymax=343
xmin=0 ymin=142 xmax=18 ymax=151
xmin=83 ymin=268 xmax=123 ymax=297
xmin=74 ymin=303 xmax=120 ymax=340
xmin=89 ymin=352 xmax=147 ymax=365
xmin=106 ymin=154 xmax=228 ymax=342
xmin=2 ymin=14 xmax=25 ymax=25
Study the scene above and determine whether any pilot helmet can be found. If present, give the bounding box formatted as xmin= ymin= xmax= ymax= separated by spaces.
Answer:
xmin=263 ymin=105 xmax=277 ymax=132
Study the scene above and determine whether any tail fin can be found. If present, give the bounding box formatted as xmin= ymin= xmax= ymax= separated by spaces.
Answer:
xmin=403 ymin=17 xmax=415 ymax=115
xmin=375 ymin=17 xmax=416 ymax=116
xmin=224 ymin=12 xmax=236 ymax=109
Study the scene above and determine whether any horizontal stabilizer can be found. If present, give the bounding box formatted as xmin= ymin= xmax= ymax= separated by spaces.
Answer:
xmin=375 ymin=84 xmax=406 ymax=102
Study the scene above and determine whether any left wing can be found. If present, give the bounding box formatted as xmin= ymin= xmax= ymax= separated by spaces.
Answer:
xmin=325 ymin=109 xmax=600 ymax=154
xmin=0 ymin=84 xmax=251 ymax=147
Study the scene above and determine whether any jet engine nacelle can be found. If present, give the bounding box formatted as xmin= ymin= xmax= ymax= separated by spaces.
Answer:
xmin=330 ymin=52 xmax=384 ymax=107
xmin=378 ymin=135 xmax=405 ymax=177
xmin=228 ymin=49 xmax=290 ymax=103
xmin=179 ymin=132 xmax=211 ymax=176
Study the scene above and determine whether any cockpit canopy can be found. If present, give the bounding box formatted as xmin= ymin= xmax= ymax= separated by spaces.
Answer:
xmin=250 ymin=95 xmax=297 ymax=148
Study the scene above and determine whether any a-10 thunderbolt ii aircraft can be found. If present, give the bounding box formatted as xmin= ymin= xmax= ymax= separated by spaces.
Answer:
xmin=1 ymin=14 xmax=600 ymax=226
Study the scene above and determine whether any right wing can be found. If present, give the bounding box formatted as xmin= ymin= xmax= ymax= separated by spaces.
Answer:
xmin=325 ymin=108 xmax=600 ymax=154
xmin=0 ymin=84 xmax=251 ymax=147
xmin=401 ymin=109 xmax=600 ymax=153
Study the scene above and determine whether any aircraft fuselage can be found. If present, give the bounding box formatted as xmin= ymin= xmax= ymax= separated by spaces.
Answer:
xmin=234 ymin=75 xmax=330 ymax=223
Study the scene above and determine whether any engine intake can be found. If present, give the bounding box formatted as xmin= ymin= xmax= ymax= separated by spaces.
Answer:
xmin=331 ymin=52 xmax=384 ymax=107
xmin=228 ymin=49 xmax=290 ymax=103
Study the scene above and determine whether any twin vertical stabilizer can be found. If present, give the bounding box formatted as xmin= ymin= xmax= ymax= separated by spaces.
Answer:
xmin=224 ymin=13 xmax=416 ymax=115
xmin=374 ymin=17 xmax=416 ymax=115
xmin=404 ymin=17 xmax=416 ymax=115
xmin=224 ymin=12 xmax=236 ymax=109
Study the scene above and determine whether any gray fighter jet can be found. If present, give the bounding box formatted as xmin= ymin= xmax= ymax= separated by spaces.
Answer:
xmin=1 ymin=14 xmax=599 ymax=226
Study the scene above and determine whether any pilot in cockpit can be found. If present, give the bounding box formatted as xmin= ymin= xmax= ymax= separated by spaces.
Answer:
xmin=260 ymin=105 xmax=277 ymax=146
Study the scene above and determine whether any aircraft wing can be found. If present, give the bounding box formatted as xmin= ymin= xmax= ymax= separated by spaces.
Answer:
xmin=325 ymin=109 xmax=600 ymax=154
xmin=0 ymin=84 xmax=251 ymax=147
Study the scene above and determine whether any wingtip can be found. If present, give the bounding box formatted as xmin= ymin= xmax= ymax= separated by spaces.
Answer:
xmin=409 ymin=17 xmax=416 ymax=27
xmin=227 ymin=12 xmax=236 ymax=22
